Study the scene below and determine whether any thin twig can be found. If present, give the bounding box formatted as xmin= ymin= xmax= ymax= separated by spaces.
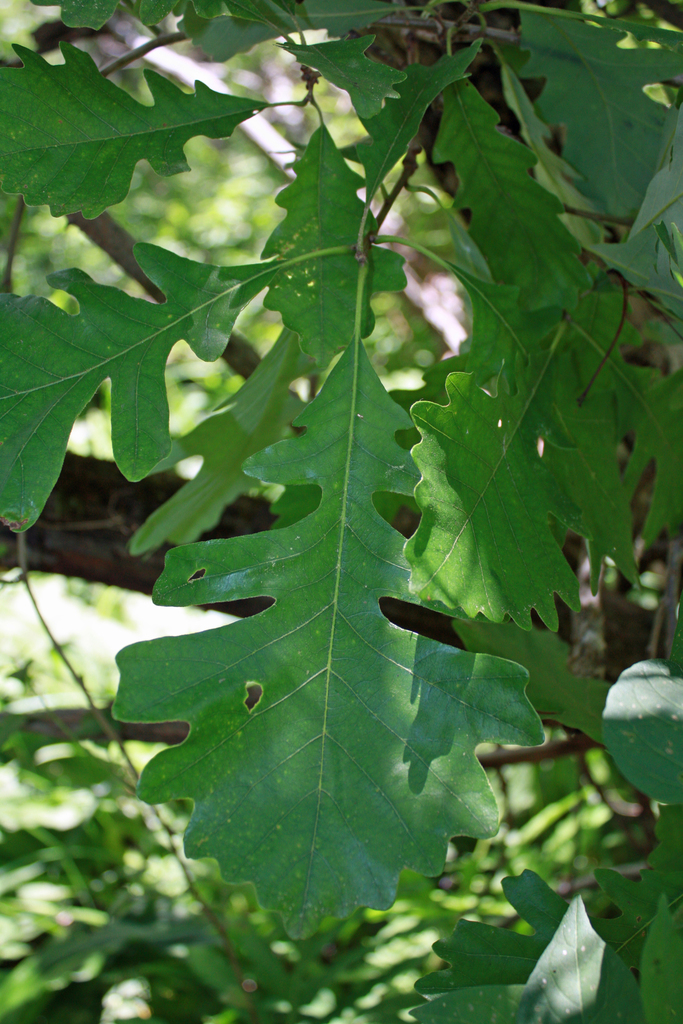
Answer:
xmin=563 ymin=204 xmax=634 ymax=228
xmin=100 ymin=31 xmax=187 ymax=77
xmin=478 ymin=732 xmax=601 ymax=768
xmin=15 ymin=534 xmax=259 ymax=1019
xmin=374 ymin=142 xmax=422 ymax=231
xmin=1 ymin=196 xmax=25 ymax=293
xmin=373 ymin=12 xmax=520 ymax=43
xmin=16 ymin=531 xmax=139 ymax=783
xmin=577 ymin=274 xmax=629 ymax=407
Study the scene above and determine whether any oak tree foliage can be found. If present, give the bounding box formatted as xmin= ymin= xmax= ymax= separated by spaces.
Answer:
xmin=1 ymin=0 xmax=683 ymax=1020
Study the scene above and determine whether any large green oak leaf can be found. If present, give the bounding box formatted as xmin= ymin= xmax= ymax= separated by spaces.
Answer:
xmin=0 ymin=44 xmax=265 ymax=218
xmin=114 ymin=336 xmax=543 ymax=937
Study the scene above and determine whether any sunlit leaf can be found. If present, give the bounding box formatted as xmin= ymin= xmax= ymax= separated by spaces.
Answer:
xmin=114 ymin=327 xmax=543 ymax=937
xmin=0 ymin=44 xmax=265 ymax=218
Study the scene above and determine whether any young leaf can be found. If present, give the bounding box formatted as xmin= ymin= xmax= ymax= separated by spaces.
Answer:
xmin=521 ymin=12 xmax=683 ymax=218
xmin=0 ymin=44 xmax=265 ymax=218
xmin=360 ymin=47 xmax=480 ymax=206
xmin=263 ymin=124 xmax=405 ymax=363
xmin=129 ymin=329 xmax=308 ymax=554
xmin=417 ymin=871 xmax=567 ymax=997
xmin=517 ymin=896 xmax=646 ymax=1023
xmin=282 ymin=37 xmax=405 ymax=119
xmin=412 ymin=985 xmax=523 ymax=1024
xmin=454 ymin=620 xmax=609 ymax=741
xmin=433 ymin=80 xmax=588 ymax=311
xmin=405 ymin=347 xmax=584 ymax=630
xmin=114 ymin=306 xmax=543 ymax=937
xmin=603 ymin=657 xmax=683 ymax=804
xmin=640 ymin=897 xmax=683 ymax=1024
xmin=0 ymin=245 xmax=280 ymax=531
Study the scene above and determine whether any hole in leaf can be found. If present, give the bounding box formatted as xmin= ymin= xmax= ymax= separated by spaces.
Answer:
xmin=187 ymin=568 xmax=206 ymax=582
xmin=244 ymin=683 xmax=263 ymax=712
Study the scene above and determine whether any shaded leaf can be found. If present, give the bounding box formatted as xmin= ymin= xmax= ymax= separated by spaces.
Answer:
xmin=0 ymin=245 xmax=279 ymax=530
xmin=499 ymin=60 xmax=602 ymax=248
xmin=640 ymin=896 xmax=683 ymax=1024
xmin=263 ymin=124 xmax=405 ymax=363
xmin=521 ymin=12 xmax=683 ymax=218
xmin=412 ymin=985 xmax=522 ymax=1024
xmin=451 ymin=269 xmax=560 ymax=392
xmin=283 ymin=37 xmax=405 ymax=119
xmin=139 ymin=0 xmax=177 ymax=23
xmin=114 ymin=332 xmax=543 ymax=937
xmin=406 ymin=349 xmax=583 ymax=630
xmin=454 ymin=620 xmax=608 ymax=741
xmin=417 ymin=871 xmax=567 ymax=997
xmin=517 ymin=896 xmax=645 ymax=1023
xmin=433 ymin=80 xmax=588 ymax=310
xmin=360 ymin=48 xmax=480 ymax=206
xmin=603 ymin=657 xmax=683 ymax=804
xmin=130 ymin=329 xmax=308 ymax=554
xmin=543 ymin=363 xmax=637 ymax=589
xmin=0 ymin=44 xmax=265 ymax=218
xmin=563 ymin=289 xmax=683 ymax=546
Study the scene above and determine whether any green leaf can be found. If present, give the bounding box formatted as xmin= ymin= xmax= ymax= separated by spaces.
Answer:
xmin=418 ymin=871 xmax=567 ymax=996
xmin=139 ymin=0 xmax=177 ymax=23
xmin=0 ymin=44 xmax=265 ymax=218
xmin=412 ymin=985 xmax=523 ymax=1024
xmin=499 ymin=60 xmax=602 ymax=249
xmin=31 ymin=0 xmax=118 ymax=29
xmin=282 ymin=37 xmax=405 ymax=120
xmin=563 ymin=289 xmax=683 ymax=546
xmin=360 ymin=48 xmax=480 ymax=206
xmin=452 ymin=269 xmax=560 ymax=392
xmin=0 ymin=245 xmax=279 ymax=531
xmin=517 ymin=896 xmax=646 ymax=1023
xmin=640 ymin=896 xmax=683 ymax=1024
xmin=673 ymin=607 xmax=683 ymax=664
xmin=603 ymin=658 xmax=683 ymax=804
xmin=114 ymin=321 xmax=543 ymax=937
xmin=521 ymin=12 xmax=683 ymax=218
xmin=263 ymin=124 xmax=405 ymax=364
xmin=543 ymin=365 xmax=637 ymax=589
xmin=405 ymin=347 xmax=583 ymax=630
xmin=433 ymin=80 xmax=588 ymax=311
xmin=224 ymin=0 xmax=292 ymax=27
xmin=454 ymin=620 xmax=609 ymax=741
xmin=129 ymin=328 xmax=308 ymax=554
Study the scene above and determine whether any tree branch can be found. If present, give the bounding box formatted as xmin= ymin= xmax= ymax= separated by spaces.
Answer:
xmin=100 ymin=31 xmax=187 ymax=78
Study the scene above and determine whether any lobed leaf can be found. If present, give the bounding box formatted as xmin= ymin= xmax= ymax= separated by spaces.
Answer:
xmin=282 ymin=37 xmax=405 ymax=119
xmin=405 ymin=349 xmax=584 ymax=630
xmin=263 ymin=124 xmax=405 ymax=364
xmin=0 ymin=44 xmax=265 ymax=218
xmin=360 ymin=48 xmax=480 ymax=206
xmin=0 ymin=244 xmax=279 ymax=531
xmin=521 ymin=12 xmax=683 ymax=219
xmin=433 ymin=80 xmax=588 ymax=311
xmin=417 ymin=871 xmax=567 ymax=998
xmin=114 ymin=326 xmax=543 ymax=937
